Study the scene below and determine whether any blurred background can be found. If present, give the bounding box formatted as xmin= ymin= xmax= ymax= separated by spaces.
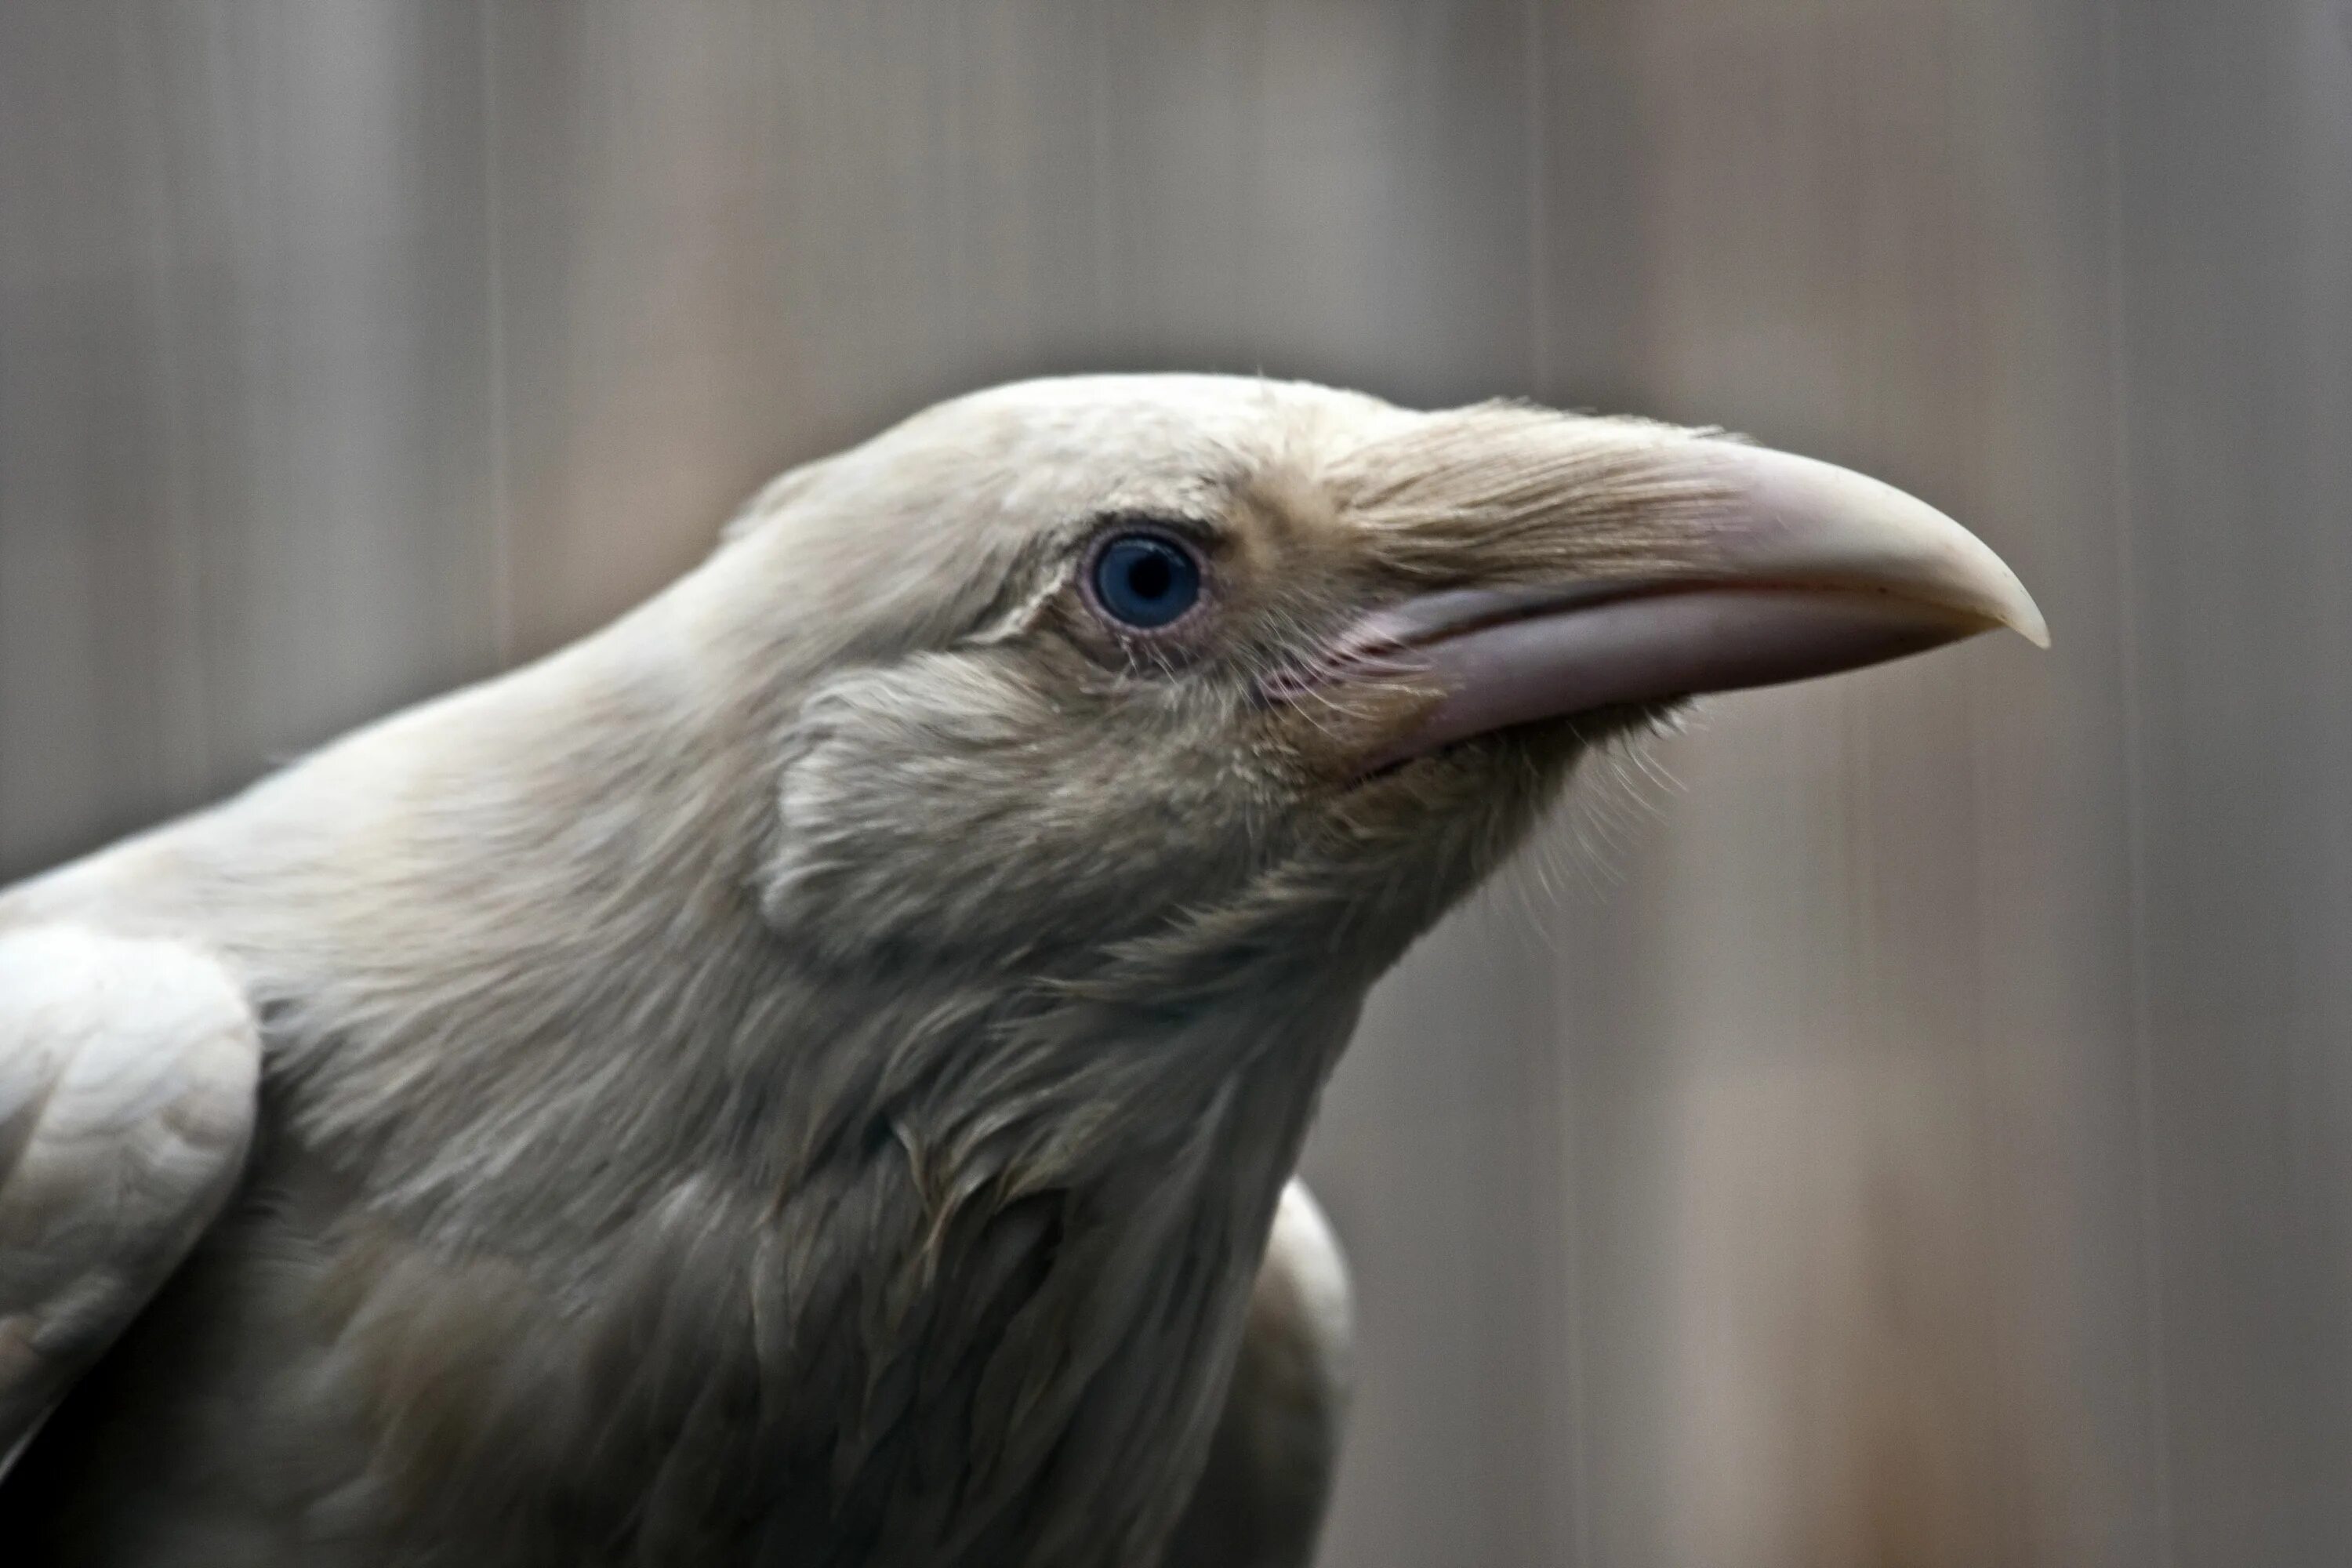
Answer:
xmin=2 ymin=3 xmax=2347 ymax=1564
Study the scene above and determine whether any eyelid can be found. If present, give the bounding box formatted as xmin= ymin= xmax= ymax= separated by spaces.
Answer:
xmin=1082 ymin=512 xmax=1221 ymax=553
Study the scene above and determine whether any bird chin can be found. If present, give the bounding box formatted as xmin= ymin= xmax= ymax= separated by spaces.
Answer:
xmin=1283 ymin=650 xmax=1686 ymax=906
xmin=1340 ymin=698 xmax=1677 ymax=802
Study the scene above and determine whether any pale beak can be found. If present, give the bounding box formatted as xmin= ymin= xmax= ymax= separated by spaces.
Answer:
xmin=1298 ymin=442 xmax=2047 ymax=771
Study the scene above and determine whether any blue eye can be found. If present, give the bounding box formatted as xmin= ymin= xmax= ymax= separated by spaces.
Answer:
xmin=1090 ymin=532 xmax=1203 ymax=630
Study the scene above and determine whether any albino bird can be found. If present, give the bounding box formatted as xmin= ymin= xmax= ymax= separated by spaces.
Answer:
xmin=0 ymin=376 xmax=2043 ymax=1566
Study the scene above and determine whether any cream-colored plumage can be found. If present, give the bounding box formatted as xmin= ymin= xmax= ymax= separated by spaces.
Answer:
xmin=1166 ymin=1183 xmax=1352 ymax=1568
xmin=0 ymin=929 xmax=258 ymax=1476
xmin=0 ymin=375 xmax=2037 ymax=1566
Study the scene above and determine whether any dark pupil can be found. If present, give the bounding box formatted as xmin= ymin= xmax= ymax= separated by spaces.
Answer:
xmin=1093 ymin=534 xmax=1200 ymax=629
xmin=1125 ymin=552 xmax=1173 ymax=602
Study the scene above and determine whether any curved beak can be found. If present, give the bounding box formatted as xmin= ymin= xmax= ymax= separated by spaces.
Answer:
xmin=1296 ymin=441 xmax=2047 ymax=771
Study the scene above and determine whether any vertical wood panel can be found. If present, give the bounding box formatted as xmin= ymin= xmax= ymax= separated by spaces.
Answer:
xmin=0 ymin=0 xmax=502 ymax=877
xmin=1526 ymin=3 xmax=2145 ymax=1563
xmin=2119 ymin=4 xmax=2352 ymax=1560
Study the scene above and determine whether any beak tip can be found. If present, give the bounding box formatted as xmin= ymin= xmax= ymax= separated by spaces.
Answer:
xmin=1985 ymin=573 xmax=2051 ymax=650
xmin=1724 ymin=441 xmax=2050 ymax=653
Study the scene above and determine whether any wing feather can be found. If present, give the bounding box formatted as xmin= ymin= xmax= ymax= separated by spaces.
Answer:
xmin=0 ymin=926 xmax=260 ymax=1475
xmin=1166 ymin=1178 xmax=1354 ymax=1568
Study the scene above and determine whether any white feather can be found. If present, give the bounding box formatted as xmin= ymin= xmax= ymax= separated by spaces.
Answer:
xmin=0 ymin=926 xmax=260 ymax=1477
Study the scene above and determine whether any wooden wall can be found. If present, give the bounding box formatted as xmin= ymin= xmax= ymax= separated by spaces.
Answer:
xmin=2 ymin=3 xmax=2346 ymax=1563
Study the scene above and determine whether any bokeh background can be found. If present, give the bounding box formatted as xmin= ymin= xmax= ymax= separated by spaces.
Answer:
xmin=2 ymin=3 xmax=2348 ymax=1564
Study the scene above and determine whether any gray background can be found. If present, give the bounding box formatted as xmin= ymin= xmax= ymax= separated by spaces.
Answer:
xmin=2 ymin=3 xmax=2347 ymax=1564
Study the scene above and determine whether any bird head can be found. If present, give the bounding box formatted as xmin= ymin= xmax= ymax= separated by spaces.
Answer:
xmin=713 ymin=374 xmax=2043 ymax=1004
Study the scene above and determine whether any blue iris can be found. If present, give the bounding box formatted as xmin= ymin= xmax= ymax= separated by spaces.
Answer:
xmin=1091 ymin=533 xmax=1201 ymax=629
